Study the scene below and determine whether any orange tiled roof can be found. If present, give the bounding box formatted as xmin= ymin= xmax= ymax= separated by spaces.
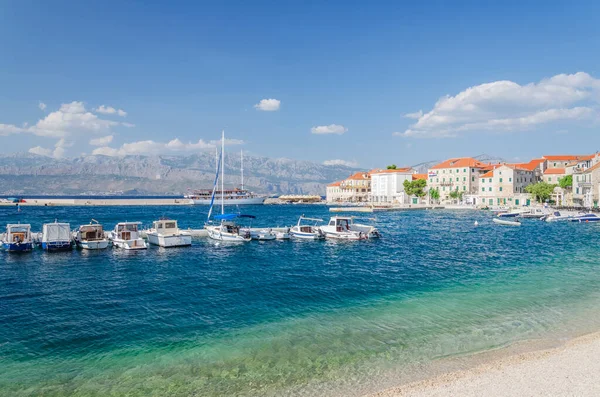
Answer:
xmin=328 ymin=181 xmax=341 ymax=187
xmin=371 ymin=167 xmax=413 ymax=174
xmin=346 ymin=172 xmax=370 ymax=180
xmin=502 ymin=163 xmax=532 ymax=172
xmin=514 ymin=158 xmax=545 ymax=171
xmin=584 ymin=162 xmax=600 ymax=173
xmin=431 ymin=157 xmax=489 ymax=170
xmin=480 ymin=170 xmax=494 ymax=178
xmin=544 ymin=168 xmax=566 ymax=175
xmin=543 ymin=155 xmax=592 ymax=161
xmin=412 ymin=173 xmax=427 ymax=180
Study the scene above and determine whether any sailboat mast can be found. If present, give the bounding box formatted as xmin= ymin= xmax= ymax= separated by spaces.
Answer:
xmin=221 ymin=130 xmax=225 ymax=215
xmin=241 ymin=150 xmax=244 ymax=191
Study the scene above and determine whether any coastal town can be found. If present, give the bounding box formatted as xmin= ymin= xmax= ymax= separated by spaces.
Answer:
xmin=326 ymin=154 xmax=600 ymax=208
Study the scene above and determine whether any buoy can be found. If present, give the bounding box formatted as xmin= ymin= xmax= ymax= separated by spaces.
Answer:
xmin=474 ymin=221 xmax=479 ymax=226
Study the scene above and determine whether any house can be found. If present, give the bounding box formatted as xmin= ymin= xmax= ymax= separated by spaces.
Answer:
xmin=572 ymin=155 xmax=600 ymax=207
xmin=478 ymin=164 xmax=535 ymax=206
xmin=427 ymin=157 xmax=491 ymax=204
xmin=542 ymin=168 xmax=566 ymax=184
xmin=370 ymin=167 xmax=416 ymax=204
xmin=326 ymin=171 xmax=372 ymax=203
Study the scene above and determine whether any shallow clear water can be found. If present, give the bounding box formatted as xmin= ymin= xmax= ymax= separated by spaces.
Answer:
xmin=1 ymin=205 xmax=599 ymax=396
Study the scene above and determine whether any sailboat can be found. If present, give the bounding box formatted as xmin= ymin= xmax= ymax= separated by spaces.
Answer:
xmin=186 ymin=148 xmax=267 ymax=205
xmin=205 ymin=131 xmax=253 ymax=242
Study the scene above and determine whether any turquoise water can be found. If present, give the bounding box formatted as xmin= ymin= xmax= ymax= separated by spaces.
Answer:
xmin=1 ymin=205 xmax=600 ymax=396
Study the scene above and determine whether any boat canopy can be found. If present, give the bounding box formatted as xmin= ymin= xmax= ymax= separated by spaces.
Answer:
xmin=214 ymin=214 xmax=256 ymax=220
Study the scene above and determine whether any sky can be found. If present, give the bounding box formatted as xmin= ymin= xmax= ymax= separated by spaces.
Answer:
xmin=1 ymin=0 xmax=600 ymax=169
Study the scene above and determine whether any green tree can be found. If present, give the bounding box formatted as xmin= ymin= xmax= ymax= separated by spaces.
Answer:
xmin=525 ymin=182 xmax=557 ymax=202
xmin=387 ymin=164 xmax=397 ymax=169
xmin=559 ymin=175 xmax=573 ymax=189
xmin=403 ymin=179 xmax=427 ymax=197
xmin=449 ymin=190 xmax=464 ymax=201
xmin=429 ymin=187 xmax=440 ymax=202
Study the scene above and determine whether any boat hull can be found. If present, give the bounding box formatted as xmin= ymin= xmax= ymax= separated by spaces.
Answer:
xmin=290 ymin=228 xmax=324 ymax=239
xmin=190 ymin=196 xmax=266 ymax=205
xmin=2 ymin=242 xmax=33 ymax=252
xmin=41 ymin=241 xmax=72 ymax=251
xmin=147 ymin=234 xmax=192 ymax=247
xmin=493 ymin=218 xmax=521 ymax=226
xmin=206 ymin=227 xmax=251 ymax=242
xmin=76 ymin=240 xmax=109 ymax=250
xmin=112 ymin=238 xmax=147 ymax=250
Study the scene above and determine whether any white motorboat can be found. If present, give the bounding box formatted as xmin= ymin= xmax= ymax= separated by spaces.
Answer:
xmin=2 ymin=223 xmax=33 ymax=252
xmin=206 ymin=214 xmax=253 ymax=242
xmin=320 ymin=216 xmax=380 ymax=240
xmin=41 ymin=221 xmax=72 ymax=251
xmin=146 ymin=219 xmax=192 ymax=247
xmin=543 ymin=211 xmax=577 ymax=222
xmin=74 ymin=220 xmax=109 ymax=250
xmin=290 ymin=216 xmax=325 ymax=239
xmin=569 ymin=213 xmax=600 ymax=223
xmin=493 ymin=218 xmax=521 ymax=226
xmin=110 ymin=222 xmax=147 ymax=250
xmin=519 ymin=208 xmax=549 ymax=219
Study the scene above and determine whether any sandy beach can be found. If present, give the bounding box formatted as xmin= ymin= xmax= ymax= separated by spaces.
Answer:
xmin=371 ymin=332 xmax=600 ymax=397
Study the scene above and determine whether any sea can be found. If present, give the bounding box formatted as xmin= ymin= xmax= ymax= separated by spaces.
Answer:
xmin=1 ymin=205 xmax=600 ymax=396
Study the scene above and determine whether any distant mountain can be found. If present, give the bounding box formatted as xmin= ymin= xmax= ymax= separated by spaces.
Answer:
xmin=0 ymin=153 xmax=358 ymax=196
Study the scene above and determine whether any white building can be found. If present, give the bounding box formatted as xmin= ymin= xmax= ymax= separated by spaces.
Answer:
xmin=478 ymin=164 xmax=535 ymax=206
xmin=370 ymin=168 xmax=415 ymax=204
xmin=427 ymin=157 xmax=491 ymax=204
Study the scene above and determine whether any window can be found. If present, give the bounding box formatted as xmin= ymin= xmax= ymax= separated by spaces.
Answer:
xmin=499 ymin=187 xmax=503 ymax=192
xmin=576 ymin=187 xmax=580 ymax=194
xmin=548 ymin=177 xmax=552 ymax=182
xmin=471 ymin=176 xmax=475 ymax=182
xmin=482 ymin=179 xmax=485 ymax=183
xmin=576 ymin=176 xmax=579 ymax=182
xmin=443 ymin=178 xmax=445 ymax=182
xmin=456 ymin=177 xmax=459 ymax=182
xmin=463 ymin=177 xmax=466 ymax=181
xmin=436 ymin=178 xmax=439 ymax=182
xmin=509 ymin=178 xmax=512 ymax=182
xmin=482 ymin=187 xmax=485 ymax=192
xmin=463 ymin=186 xmax=466 ymax=191
xmin=463 ymin=168 xmax=467 ymax=173
xmin=489 ymin=178 xmax=492 ymax=183
xmin=499 ymin=171 xmax=502 ymax=175
xmin=489 ymin=187 xmax=492 ymax=191
xmin=443 ymin=186 xmax=446 ymax=191
xmin=430 ymin=179 xmax=433 ymax=183
xmin=499 ymin=178 xmax=503 ymax=182
xmin=489 ymin=199 xmax=493 ymax=205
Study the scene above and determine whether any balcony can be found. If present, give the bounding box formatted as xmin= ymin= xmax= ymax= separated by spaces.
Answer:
xmin=439 ymin=181 xmax=454 ymax=186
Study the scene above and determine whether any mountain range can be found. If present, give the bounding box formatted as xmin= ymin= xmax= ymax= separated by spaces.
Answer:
xmin=0 ymin=153 xmax=359 ymax=196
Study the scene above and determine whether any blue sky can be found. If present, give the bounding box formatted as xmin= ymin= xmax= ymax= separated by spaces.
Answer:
xmin=1 ymin=1 xmax=600 ymax=169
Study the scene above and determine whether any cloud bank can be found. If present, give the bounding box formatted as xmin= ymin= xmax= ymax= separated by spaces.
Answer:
xmin=254 ymin=98 xmax=281 ymax=111
xmin=311 ymin=124 xmax=347 ymax=135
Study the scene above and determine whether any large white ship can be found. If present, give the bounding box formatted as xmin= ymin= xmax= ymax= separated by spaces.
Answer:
xmin=186 ymin=148 xmax=267 ymax=205
xmin=185 ymin=188 xmax=266 ymax=205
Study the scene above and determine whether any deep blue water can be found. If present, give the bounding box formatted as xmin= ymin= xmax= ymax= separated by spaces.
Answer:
xmin=1 ymin=205 xmax=600 ymax=396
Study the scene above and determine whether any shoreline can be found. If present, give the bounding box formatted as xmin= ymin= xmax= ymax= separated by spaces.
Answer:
xmin=368 ymin=331 xmax=600 ymax=397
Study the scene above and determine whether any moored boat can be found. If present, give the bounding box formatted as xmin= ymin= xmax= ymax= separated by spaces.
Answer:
xmin=289 ymin=216 xmax=325 ymax=239
xmin=41 ymin=221 xmax=72 ymax=251
xmin=207 ymin=214 xmax=253 ymax=242
xmin=110 ymin=222 xmax=147 ymax=250
xmin=570 ymin=213 xmax=600 ymax=223
xmin=493 ymin=218 xmax=521 ymax=226
xmin=520 ymin=208 xmax=548 ymax=219
xmin=146 ymin=219 xmax=192 ymax=247
xmin=2 ymin=224 xmax=33 ymax=252
xmin=320 ymin=216 xmax=380 ymax=240
xmin=543 ymin=211 xmax=577 ymax=222
xmin=75 ymin=220 xmax=109 ymax=250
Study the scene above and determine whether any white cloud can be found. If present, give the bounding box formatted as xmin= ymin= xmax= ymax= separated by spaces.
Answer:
xmin=39 ymin=102 xmax=47 ymax=111
xmin=121 ymin=122 xmax=135 ymax=128
xmin=254 ymin=98 xmax=281 ymax=111
xmin=89 ymin=135 xmax=114 ymax=146
xmin=397 ymin=72 xmax=600 ymax=138
xmin=404 ymin=110 xmax=423 ymax=119
xmin=28 ymin=146 xmax=53 ymax=157
xmin=311 ymin=124 xmax=348 ymax=135
xmin=95 ymin=105 xmax=127 ymax=117
xmin=92 ymin=137 xmax=244 ymax=157
xmin=323 ymin=159 xmax=358 ymax=167
xmin=33 ymin=101 xmax=119 ymax=138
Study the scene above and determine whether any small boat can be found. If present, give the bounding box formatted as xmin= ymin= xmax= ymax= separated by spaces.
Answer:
xmin=320 ymin=216 xmax=380 ymax=240
xmin=520 ymin=208 xmax=548 ymax=219
xmin=290 ymin=216 xmax=325 ymax=239
xmin=275 ymin=229 xmax=291 ymax=240
xmin=243 ymin=228 xmax=277 ymax=241
xmin=570 ymin=213 xmax=600 ymax=223
xmin=493 ymin=218 xmax=521 ymax=226
xmin=110 ymin=222 xmax=147 ymax=250
xmin=74 ymin=220 xmax=109 ymax=250
xmin=206 ymin=214 xmax=253 ymax=242
xmin=543 ymin=211 xmax=577 ymax=222
xmin=41 ymin=221 xmax=72 ymax=251
xmin=2 ymin=224 xmax=33 ymax=252
xmin=146 ymin=219 xmax=192 ymax=247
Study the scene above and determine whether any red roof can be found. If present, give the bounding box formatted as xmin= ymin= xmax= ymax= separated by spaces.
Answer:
xmin=584 ymin=162 xmax=600 ymax=173
xmin=514 ymin=158 xmax=545 ymax=171
xmin=431 ymin=157 xmax=489 ymax=170
xmin=346 ymin=172 xmax=370 ymax=180
xmin=544 ymin=168 xmax=566 ymax=175
xmin=328 ymin=181 xmax=341 ymax=187
xmin=480 ymin=170 xmax=494 ymax=178
xmin=412 ymin=173 xmax=427 ymax=180
xmin=543 ymin=155 xmax=593 ymax=161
